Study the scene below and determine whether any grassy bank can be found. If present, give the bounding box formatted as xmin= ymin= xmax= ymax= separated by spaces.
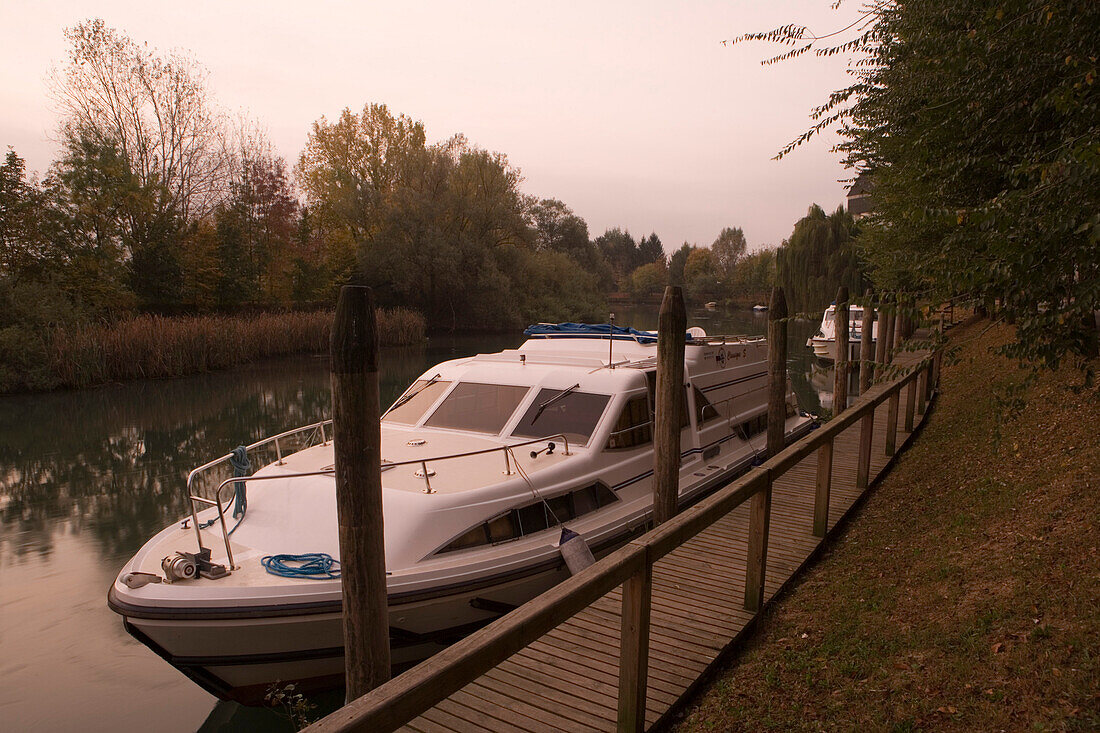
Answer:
xmin=0 ymin=308 xmax=425 ymax=393
xmin=676 ymin=320 xmax=1099 ymax=732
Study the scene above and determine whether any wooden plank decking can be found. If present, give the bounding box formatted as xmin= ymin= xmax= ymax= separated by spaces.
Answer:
xmin=398 ymin=357 xmax=933 ymax=733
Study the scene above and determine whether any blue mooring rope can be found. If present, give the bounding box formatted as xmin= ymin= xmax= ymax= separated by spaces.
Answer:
xmin=261 ymin=553 xmax=341 ymax=579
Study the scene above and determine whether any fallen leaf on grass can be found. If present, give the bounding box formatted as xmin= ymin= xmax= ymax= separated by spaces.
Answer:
xmin=991 ymin=642 xmax=1005 ymax=654
xmin=936 ymin=706 xmax=958 ymax=714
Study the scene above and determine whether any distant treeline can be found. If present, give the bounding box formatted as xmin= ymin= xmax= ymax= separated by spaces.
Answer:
xmin=0 ymin=19 xmax=870 ymax=392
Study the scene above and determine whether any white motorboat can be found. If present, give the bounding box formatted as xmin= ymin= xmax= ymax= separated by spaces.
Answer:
xmin=807 ymin=304 xmax=879 ymax=361
xmin=108 ymin=324 xmax=814 ymax=704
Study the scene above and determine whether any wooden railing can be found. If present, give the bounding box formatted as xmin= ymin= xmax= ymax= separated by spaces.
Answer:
xmin=306 ymin=340 xmax=941 ymax=733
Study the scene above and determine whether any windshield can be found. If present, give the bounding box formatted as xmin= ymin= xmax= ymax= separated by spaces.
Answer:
xmin=424 ymin=382 xmax=530 ymax=434
xmin=383 ymin=379 xmax=452 ymax=425
xmin=511 ymin=388 xmax=610 ymax=445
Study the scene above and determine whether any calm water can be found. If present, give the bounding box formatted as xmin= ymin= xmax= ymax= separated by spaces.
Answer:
xmin=0 ymin=308 xmax=842 ymax=732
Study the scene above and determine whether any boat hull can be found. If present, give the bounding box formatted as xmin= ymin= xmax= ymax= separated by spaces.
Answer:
xmin=111 ymin=560 xmax=573 ymax=705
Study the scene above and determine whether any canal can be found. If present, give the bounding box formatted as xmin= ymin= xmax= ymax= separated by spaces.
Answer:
xmin=0 ymin=307 xmax=841 ymax=731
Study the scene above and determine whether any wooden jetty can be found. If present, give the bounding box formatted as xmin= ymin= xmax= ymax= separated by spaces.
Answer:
xmin=309 ymin=316 xmax=955 ymax=733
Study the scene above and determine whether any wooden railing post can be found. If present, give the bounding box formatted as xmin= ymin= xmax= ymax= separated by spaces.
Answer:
xmin=813 ymin=438 xmax=833 ymax=537
xmin=744 ymin=472 xmax=772 ymax=612
xmin=905 ymin=376 xmax=917 ymax=433
xmin=917 ymin=365 xmax=928 ymax=416
xmin=330 ymin=285 xmax=391 ymax=701
xmin=859 ymin=288 xmax=875 ymax=394
xmin=856 ymin=405 xmax=875 ymax=490
xmin=833 ymin=286 xmax=850 ymax=414
xmin=885 ymin=389 xmax=900 ymax=456
xmin=654 ymin=286 xmax=686 ymax=526
xmin=617 ymin=557 xmax=652 ymax=733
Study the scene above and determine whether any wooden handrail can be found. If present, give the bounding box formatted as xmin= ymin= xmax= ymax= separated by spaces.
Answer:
xmin=306 ymin=338 xmax=942 ymax=733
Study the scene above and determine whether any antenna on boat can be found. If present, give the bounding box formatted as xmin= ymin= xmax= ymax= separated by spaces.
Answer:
xmin=608 ymin=313 xmax=615 ymax=369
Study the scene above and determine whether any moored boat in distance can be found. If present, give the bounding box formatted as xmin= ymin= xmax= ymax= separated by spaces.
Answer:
xmin=108 ymin=323 xmax=814 ymax=704
xmin=807 ymin=303 xmax=878 ymax=361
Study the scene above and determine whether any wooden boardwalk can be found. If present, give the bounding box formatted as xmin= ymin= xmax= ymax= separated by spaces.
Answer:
xmin=398 ymin=360 xmax=932 ymax=732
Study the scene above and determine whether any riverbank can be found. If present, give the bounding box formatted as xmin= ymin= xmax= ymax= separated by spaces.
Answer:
xmin=675 ymin=319 xmax=1099 ymax=731
xmin=0 ymin=308 xmax=425 ymax=393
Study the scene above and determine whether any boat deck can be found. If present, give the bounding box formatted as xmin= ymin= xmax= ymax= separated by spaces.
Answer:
xmin=397 ymin=356 xmax=931 ymax=732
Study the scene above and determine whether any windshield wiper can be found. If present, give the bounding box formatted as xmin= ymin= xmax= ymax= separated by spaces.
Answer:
xmin=388 ymin=374 xmax=441 ymax=412
xmin=531 ymin=383 xmax=580 ymax=424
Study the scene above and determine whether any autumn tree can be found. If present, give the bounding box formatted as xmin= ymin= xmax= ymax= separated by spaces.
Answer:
xmin=711 ymin=226 xmax=747 ymax=281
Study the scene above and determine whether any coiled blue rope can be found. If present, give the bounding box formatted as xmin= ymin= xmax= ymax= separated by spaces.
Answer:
xmin=261 ymin=553 xmax=341 ymax=579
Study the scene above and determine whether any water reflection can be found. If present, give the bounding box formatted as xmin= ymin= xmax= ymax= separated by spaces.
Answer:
xmin=0 ymin=312 xmax=838 ymax=731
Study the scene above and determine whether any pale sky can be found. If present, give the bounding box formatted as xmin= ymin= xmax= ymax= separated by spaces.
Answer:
xmin=0 ymin=0 xmax=861 ymax=252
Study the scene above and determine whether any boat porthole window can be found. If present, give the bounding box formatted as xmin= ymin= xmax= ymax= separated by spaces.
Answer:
xmin=436 ymin=482 xmax=619 ymax=555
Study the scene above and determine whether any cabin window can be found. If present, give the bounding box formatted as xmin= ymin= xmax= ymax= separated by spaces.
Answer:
xmin=606 ymin=395 xmax=652 ymax=450
xmin=510 ymin=388 xmax=611 ymax=445
xmin=644 ymin=372 xmax=690 ymax=429
xmin=425 ymin=382 xmax=530 ymax=434
xmin=436 ymin=482 xmax=619 ymax=554
xmin=384 ymin=379 xmax=452 ymax=425
xmin=694 ymin=387 xmax=722 ymax=425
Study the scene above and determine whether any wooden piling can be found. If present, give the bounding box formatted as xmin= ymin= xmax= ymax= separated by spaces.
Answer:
xmin=882 ymin=295 xmax=897 ymax=365
xmin=893 ymin=296 xmax=906 ymax=360
xmin=766 ymin=287 xmax=788 ymax=457
xmin=330 ymin=285 xmax=391 ymax=701
xmin=653 ymin=286 xmax=686 ymax=526
xmin=873 ymin=295 xmax=889 ymax=382
xmin=856 ymin=409 xmax=875 ymax=489
xmin=859 ymin=288 xmax=875 ymax=394
xmin=833 ymin=286 xmax=850 ymax=415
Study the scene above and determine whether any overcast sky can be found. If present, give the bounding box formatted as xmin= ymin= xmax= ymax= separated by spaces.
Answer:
xmin=0 ymin=0 xmax=861 ymax=252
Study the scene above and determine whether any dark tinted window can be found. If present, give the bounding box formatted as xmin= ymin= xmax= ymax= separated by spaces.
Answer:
xmin=437 ymin=482 xmax=619 ymax=554
xmin=425 ymin=382 xmax=530 ymax=434
xmin=510 ymin=388 xmax=610 ymax=445
xmin=607 ymin=395 xmax=653 ymax=449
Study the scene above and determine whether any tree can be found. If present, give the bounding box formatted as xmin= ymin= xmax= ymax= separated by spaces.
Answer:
xmin=49 ymin=20 xmax=231 ymax=308
xmin=668 ymin=243 xmax=692 ymax=286
xmin=683 ymin=247 xmax=720 ymax=303
xmin=215 ymin=151 xmax=298 ymax=304
xmin=628 ymin=261 xmax=668 ymax=300
xmin=776 ymin=205 xmax=864 ymax=316
xmin=638 ymin=233 xmax=665 ymax=266
xmin=711 ymin=226 xmax=747 ymax=280
xmin=733 ymin=1 xmax=1100 ymax=366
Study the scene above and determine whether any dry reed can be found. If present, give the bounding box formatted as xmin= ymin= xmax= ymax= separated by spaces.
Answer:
xmin=41 ymin=308 xmax=424 ymax=390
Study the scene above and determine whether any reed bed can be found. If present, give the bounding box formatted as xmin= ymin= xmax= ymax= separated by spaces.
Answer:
xmin=35 ymin=308 xmax=424 ymax=391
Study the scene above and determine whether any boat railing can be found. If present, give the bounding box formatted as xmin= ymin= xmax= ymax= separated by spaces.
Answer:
xmin=185 ymin=419 xmax=334 ymax=500
xmin=184 ymin=432 xmax=575 ymax=566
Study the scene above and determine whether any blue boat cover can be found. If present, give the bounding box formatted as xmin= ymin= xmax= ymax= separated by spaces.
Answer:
xmin=524 ymin=323 xmax=685 ymax=344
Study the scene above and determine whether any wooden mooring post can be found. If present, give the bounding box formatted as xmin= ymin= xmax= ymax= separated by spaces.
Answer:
xmin=882 ymin=295 xmax=897 ymax=365
xmin=330 ymin=285 xmax=391 ymax=701
xmin=873 ymin=294 xmax=889 ymax=382
xmin=745 ymin=287 xmax=785 ymax=611
xmin=653 ymin=286 xmax=686 ymax=526
xmin=833 ymin=286 xmax=850 ymax=415
xmin=859 ymin=289 xmax=875 ymax=394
